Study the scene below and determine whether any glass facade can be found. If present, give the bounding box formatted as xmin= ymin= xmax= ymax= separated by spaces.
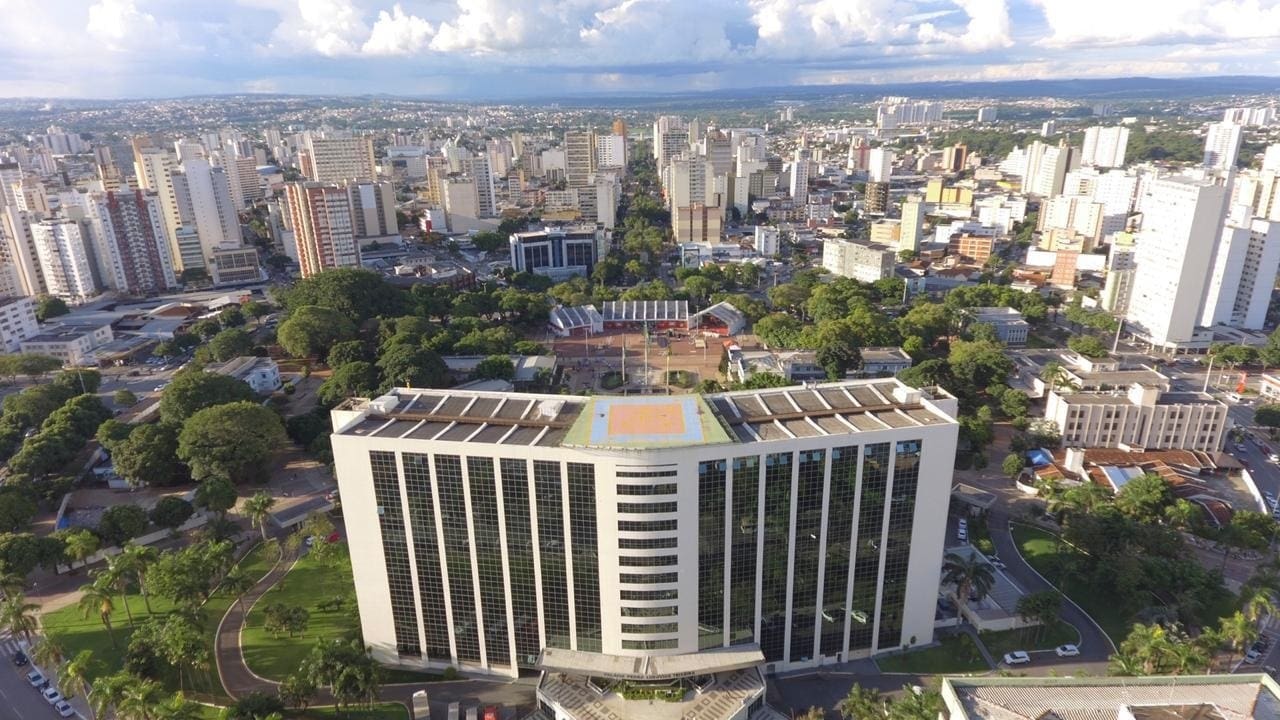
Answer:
xmin=729 ymin=456 xmax=759 ymax=646
xmin=467 ymin=457 xmax=510 ymax=668
xmin=849 ymin=443 xmax=890 ymax=652
xmin=534 ymin=460 xmax=571 ymax=649
xmin=434 ymin=455 xmax=481 ymax=663
xmin=567 ymin=463 xmax=601 ymax=653
xmin=698 ymin=459 xmax=727 ymax=649
xmin=369 ymin=451 xmax=420 ymax=657
xmin=877 ymin=440 xmax=922 ymax=650
xmin=759 ymin=452 xmax=793 ymax=663
xmin=788 ymin=449 xmax=826 ymax=663
xmin=498 ymin=458 xmax=540 ymax=666
xmin=403 ymin=453 xmax=450 ymax=659
xmin=820 ymin=446 xmax=859 ymax=656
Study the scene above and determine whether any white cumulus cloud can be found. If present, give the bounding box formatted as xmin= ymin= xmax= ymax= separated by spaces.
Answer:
xmin=1032 ymin=0 xmax=1280 ymax=47
xmin=86 ymin=0 xmax=162 ymax=50
xmin=362 ymin=4 xmax=435 ymax=55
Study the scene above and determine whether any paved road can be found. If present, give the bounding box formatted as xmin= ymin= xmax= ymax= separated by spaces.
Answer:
xmin=0 ymin=632 xmax=92 ymax=720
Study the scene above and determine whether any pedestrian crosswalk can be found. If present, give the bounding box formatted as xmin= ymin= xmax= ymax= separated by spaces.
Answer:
xmin=0 ymin=631 xmax=26 ymax=658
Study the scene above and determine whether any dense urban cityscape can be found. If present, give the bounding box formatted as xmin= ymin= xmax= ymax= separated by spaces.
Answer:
xmin=5 ymin=3 xmax=1280 ymax=720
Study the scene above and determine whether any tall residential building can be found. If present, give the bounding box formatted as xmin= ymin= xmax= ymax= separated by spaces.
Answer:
xmin=789 ymin=150 xmax=811 ymax=206
xmin=1 ymin=207 xmax=45 ymax=295
xmin=1125 ymin=175 xmax=1230 ymax=348
xmin=564 ymin=131 xmax=598 ymax=191
xmin=31 ymin=218 xmax=99 ymax=303
xmin=672 ymin=203 xmax=723 ymax=244
xmin=85 ymin=190 xmax=177 ymax=295
xmin=1101 ymin=239 xmax=1137 ymax=314
xmin=284 ymin=183 xmax=359 ymax=278
xmin=1263 ymin=144 xmax=1280 ymax=174
xmin=0 ymin=163 xmax=24 ymax=208
xmin=1203 ymin=122 xmax=1243 ymax=172
xmin=1200 ymin=215 xmax=1280 ymax=329
xmin=1080 ymin=126 xmax=1130 ymax=168
xmin=442 ymin=177 xmax=480 ymax=233
xmin=1026 ymin=142 xmax=1078 ymax=197
xmin=183 ymin=158 xmax=241 ymax=255
xmin=664 ymin=157 xmax=714 ymax=211
xmin=596 ymin=135 xmax=627 ymax=170
xmin=976 ymin=106 xmax=998 ymax=123
xmin=868 ymin=148 xmax=894 ymax=183
xmin=347 ymin=181 xmax=398 ymax=238
xmin=899 ymin=200 xmax=924 ymax=252
xmin=330 ymin=380 xmax=959 ymax=677
xmin=462 ymin=155 xmax=497 ymax=218
xmin=822 ymin=239 xmax=896 ymax=282
xmin=305 ymin=135 xmax=377 ymax=182
xmin=223 ymin=155 xmax=262 ymax=208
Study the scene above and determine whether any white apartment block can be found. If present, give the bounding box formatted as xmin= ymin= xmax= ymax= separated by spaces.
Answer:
xmin=1125 ymin=175 xmax=1231 ymax=349
xmin=306 ymin=135 xmax=377 ymax=183
xmin=789 ymin=151 xmax=811 ymax=206
xmin=753 ymin=226 xmax=780 ymax=256
xmin=0 ymin=296 xmax=39 ymax=353
xmin=822 ymin=239 xmax=895 ymax=283
xmin=1101 ymin=243 xmax=1137 ymax=314
xmin=31 ymin=218 xmax=99 ymax=304
xmin=1040 ymin=195 xmax=1105 ymax=243
xmin=1203 ymin=123 xmax=1243 ymax=172
xmin=1080 ymin=126 xmax=1129 ymax=168
xmin=21 ymin=323 xmax=114 ymax=366
xmin=2 ymin=206 xmax=47 ymax=296
xmin=1047 ymin=383 xmax=1229 ymax=452
xmin=182 ymin=158 xmax=242 ymax=255
xmin=330 ymin=380 xmax=959 ymax=681
xmin=899 ymin=200 xmax=924 ymax=252
xmin=868 ymin=148 xmax=894 ymax=183
xmin=1200 ymin=215 xmax=1280 ymax=329
xmin=596 ymin=134 xmax=627 ymax=170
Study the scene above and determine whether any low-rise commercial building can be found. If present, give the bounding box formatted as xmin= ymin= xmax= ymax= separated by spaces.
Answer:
xmin=20 ymin=322 xmax=115 ymax=366
xmin=208 ymin=356 xmax=282 ymax=395
xmin=0 ymin=296 xmax=39 ymax=353
xmin=1046 ymin=382 xmax=1229 ymax=452
xmin=965 ymin=307 xmax=1029 ymax=346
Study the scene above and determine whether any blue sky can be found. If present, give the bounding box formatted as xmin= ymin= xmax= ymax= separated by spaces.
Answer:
xmin=1 ymin=0 xmax=1279 ymax=98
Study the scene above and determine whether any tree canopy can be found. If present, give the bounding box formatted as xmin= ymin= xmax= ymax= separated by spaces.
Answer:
xmin=177 ymin=402 xmax=285 ymax=484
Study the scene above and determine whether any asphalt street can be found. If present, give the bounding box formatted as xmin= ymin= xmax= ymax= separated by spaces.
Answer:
xmin=0 ymin=632 xmax=91 ymax=720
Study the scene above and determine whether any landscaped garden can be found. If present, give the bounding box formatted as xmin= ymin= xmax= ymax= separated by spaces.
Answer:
xmin=979 ymin=620 xmax=1079 ymax=658
xmin=874 ymin=632 xmax=989 ymax=674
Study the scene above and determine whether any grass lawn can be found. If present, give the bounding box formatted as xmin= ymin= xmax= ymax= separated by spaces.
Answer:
xmin=875 ymin=633 xmax=989 ymax=674
xmin=1010 ymin=523 xmax=1132 ymax=644
xmin=242 ymin=551 xmax=360 ymax=681
xmin=980 ymin=620 xmax=1080 ymax=659
xmin=41 ymin=541 xmax=276 ymax=702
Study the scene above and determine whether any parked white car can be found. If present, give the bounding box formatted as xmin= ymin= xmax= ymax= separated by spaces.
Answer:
xmin=1003 ymin=651 xmax=1031 ymax=665
xmin=1055 ymin=644 xmax=1080 ymax=657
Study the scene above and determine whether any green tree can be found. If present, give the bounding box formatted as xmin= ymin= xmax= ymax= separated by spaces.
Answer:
xmin=0 ymin=593 xmax=39 ymax=643
xmin=77 ymin=582 xmax=118 ymax=648
xmin=242 ymin=491 xmax=276 ymax=542
xmin=61 ymin=649 xmax=96 ymax=705
xmin=279 ymin=672 xmax=317 ymax=710
xmin=1015 ymin=591 xmax=1062 ymax=641
xmin=149 ymin=496 xmax=195 ymax=532
xmin=1001 ymin=453 xmax=1025 ymax=479
xmin=159 ymin=371 xmax=256 ymax=426
xmin=35 ymin=295 xmax=69 ymax=321
xmin=1067 ymin=335 xmax=1110 ymax=359
xmin=61 ymin=529 xmax=100 ymax=571
xmin=117 ymin=543 xmax=159 ymax=614
xmin=808 ymin=319 xmax=863 ymax=380
xmin=97 ymin=505 xmax=150 ymax=546
xmin=325 ymin=340 xmax=368 ymax=369
xmin=471 ymin=355 xmax=515 ymax=381
xmin=276 ymin=305 xmax=358 ymax=360
xmin=207 ymin=328 xmax=255 ymax=362
xmin=838 ymin=684 xmax=886 ymax=720
xmin=276 ymin=268 xmax=403 ymax=324
xmin=376 ymin=344 xmax=448 ymax=388
xmin=753 ymin=312 xmax=805 ymax=348
xmin=1113 ymin=472 xmax=1173 ymax=521
xmin=470 ymin=231 xmax=505 ymax=253
xmin=113 ymin=389 xmax=139 ymax=407
xmin=194 ymin=477 xmax=238 ymax=519
xmin=1255 ymin=404 xmax=1280 ymax=429
xmin=0 ymin=489 xmax=37 ymax=533
xmin=219 ymin=306 xmax=246 ymax=328
xmin=942 ymin=550 xmax=995 ymax=606
xmin=242 ymin=300 xmax=270 ymax=326
xmin=112 ymin=424 xmax=184 ymax=487
xmin=178 ymin=402 xmax=285 ymax=484
xmin=317 ymin=361 xmax=380 ymax=407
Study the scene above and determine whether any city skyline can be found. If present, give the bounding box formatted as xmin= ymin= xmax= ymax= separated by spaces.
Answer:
xmin=3 ymin=0 xmax=1280 ymax=99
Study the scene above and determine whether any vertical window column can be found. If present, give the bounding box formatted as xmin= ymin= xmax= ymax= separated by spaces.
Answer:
xmin=788 ymin=449 xmax=826 ymax=663
xmin=534 ymin=460 xmax=571 ymax=649
xmin=467 ymin=457 xmax=511 ymax=668
xmin=728 ymin=456 xmax=759 ymax=646
xmin=759 ymin=452 xmax=793 ymax=663
xmin=698 ymin=459 xmax=727 ymax=650
xmin=435 ymin=455 xmax=481 ymax=663
xmin=849 ymin=443 xmax=890 ymax=652
xmin=402 ymin=453 xmax=450 ymax=660
xmin=876 ymin=440 xmax=922 ymax=650
xmin=820 ymin=446 xmax=859 ymax=657
xmin=499 ymin=458 xmax=540 ymax=667
xmin=369 ymin=451 xmax=421 ymax=657
xmin=567 ymin=463 xmax=601 ymax=653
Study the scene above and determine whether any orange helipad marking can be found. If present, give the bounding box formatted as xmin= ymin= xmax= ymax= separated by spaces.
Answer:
xmin=607 ymin=403 xmax=687 ymax=436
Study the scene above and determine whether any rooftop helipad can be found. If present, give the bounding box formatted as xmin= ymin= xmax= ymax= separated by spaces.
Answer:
xmin=565 ymin=395 xmax=733 ymax=449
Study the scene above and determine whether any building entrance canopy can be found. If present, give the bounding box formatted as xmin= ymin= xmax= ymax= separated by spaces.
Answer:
xmin=537 ymin=647 xmax=765 ymax=681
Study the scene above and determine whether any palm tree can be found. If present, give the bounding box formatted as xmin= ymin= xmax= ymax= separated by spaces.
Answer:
xmin=91 ymin=672 xmax=133 ymax=720
xmin=77 ymin=582 xmax=118 ymax=649
xmin=221 ymin=569 xmax=256 ymax=613
xmin=117 ymin=544 xmax=158 ymax=614
xmin=1244 ymin=591 xmax=1278 ymax=631
xmin=242 ymin=490 xmax=277 ymax=542
xmin=1108 ymin=652 xmax=1142 ymax=676
xmin=153 ymin=692 xmax=202 ymax=720
xmin=0 ymin=593 xmax=40 ymax=644
xmin=118 ymin=675 xmax=164 ymax=720
xmin=98 ymin=560 xmax=135 ymax=627
xmin=1118 ymin=623 xmax=1173 ymax=674
xmin=941 ymin=551 xmax=996 ymax=609
xmin=795 ymin=709 xmax=826 ymax=720
xmin=0 ymin=571 xmax=24 ymax=599
xmin=1042 ymin=361 xmax=1071 ymax=395
xmin=1218 ymin=610 xmax=1258 ymax=666
xmin=1167 ymin=639 xmax=1211 ymax=675
xmin=30 ymin=634 xmax=65 ymax=671
xmin=62 ymin=650 xmax=97 ymax=713
xmin=837 ymin=684 xmax=886 ymax=720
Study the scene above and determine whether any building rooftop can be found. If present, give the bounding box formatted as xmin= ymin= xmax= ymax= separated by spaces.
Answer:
xmin=208 ymin=356 xmax=277 ymax=380
xmin=332 ymin=379 xmax=958 ymax=449
xmin=942 ymin=674 xmax=1280 ymax=720
xmin=600 ymin=300 xmax=689 ymax=323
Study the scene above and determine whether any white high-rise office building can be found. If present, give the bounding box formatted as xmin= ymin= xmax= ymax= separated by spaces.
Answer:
xmin=31 ymin=218 xmax=99 ymax=303
xmin=868 ymin=148 xmax=894 ymax=183
xmin=305 ymin=135 xmax=377 ymax=182
xmin=789 ymin=150 xmax=811 ymax=206
xmin=1 ymin=206 xmax=45 ymax=296
xmin=1125 ymin=175 xmax=1230 ymax=349
xmin=596 ymin=135 xmax=627 ymax=170
xmin=462 ymin=154 xmax=497 ymax=218
xmin=1203 ymin=123 xmax=1243 ymax=172
xmin=899 ymin=200 xmax=923 ymax=252
xmin=1263 ymin=145 xmax=1280 ymax=174
xmin=1080 ymin=126 xmax=1130 ymax=168
xmin=330 ymin=380 xmax=959 ymax=681
xmin=183 ymin=158 xmax=242 ymax=257
xmin=1199 ymin=213 xmax=1280 ymax=329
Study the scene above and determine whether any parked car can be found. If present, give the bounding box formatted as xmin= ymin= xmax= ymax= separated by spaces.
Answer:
xmin=12 ymin=650 xmax=28 ymax=666
xmin=1055 ymin=644 xmax=1080 ymax=657
xmin=26 ymin=670 xmax=44 ymax=687
xmin=42 ymin=687 xmax=63 ymax=705
xmin=957 ymin=527 xmax=968 ymax=543
xmin=1245 ymin=648 xmax=1263 ymax=664
xmin=54 ymin=700 xmax=75 ymax=718
xmin=1269 ymin=454 xmax=1279 ymax=464
xmin=989 ymin=558 xmax=1007 ymax=570
xmin=1003 ymin=651 xmax=1031 ymax=665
